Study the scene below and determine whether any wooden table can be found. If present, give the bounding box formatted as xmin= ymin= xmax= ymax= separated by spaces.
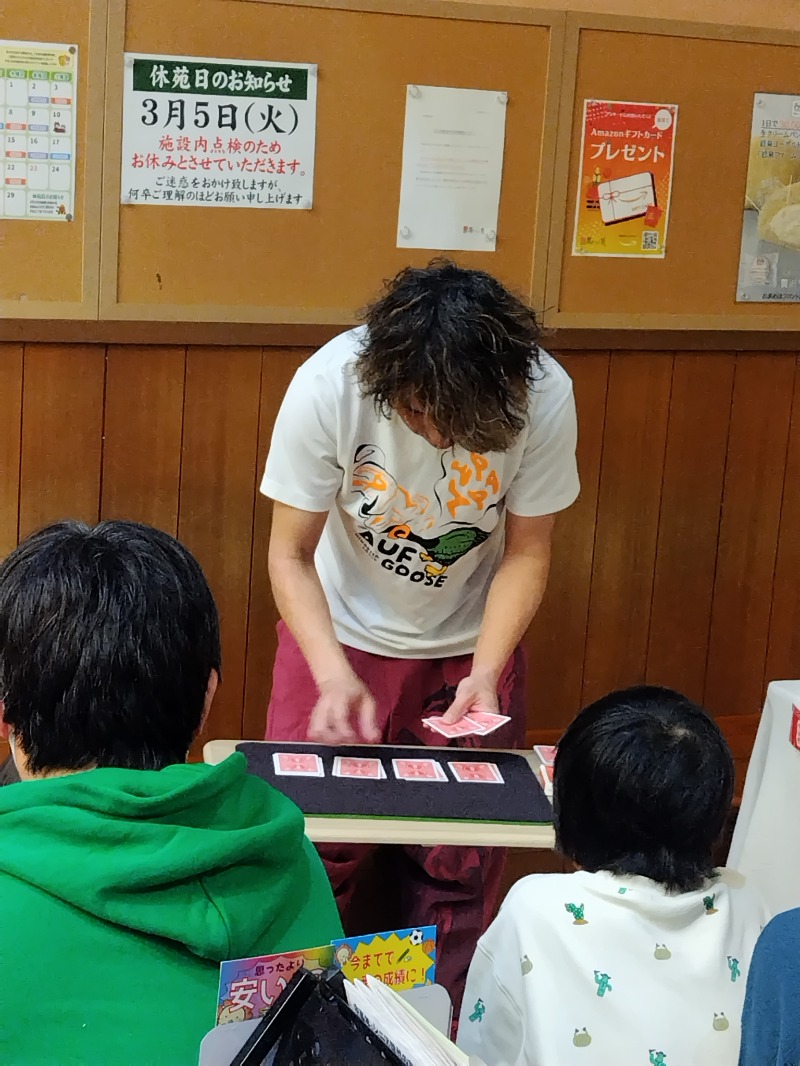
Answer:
xmin=204 ymin=740 xmax=555 ymax=850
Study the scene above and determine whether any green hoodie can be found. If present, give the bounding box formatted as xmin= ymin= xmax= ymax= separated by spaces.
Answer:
xmin=0 ymin=753 xmax=343 ymax=1065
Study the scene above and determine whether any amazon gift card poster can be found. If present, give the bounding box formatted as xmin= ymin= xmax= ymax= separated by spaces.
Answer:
xmin=572 ymin=100 xmax=678 ymax=258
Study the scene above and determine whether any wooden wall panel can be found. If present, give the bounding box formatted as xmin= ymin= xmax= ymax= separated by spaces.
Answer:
xmin=764 ymin=355 xmax=800 ymax=686
xmin=581 ymin=352 xmax=673 ymax=702
xmin=243 ymin=347 xmax=310 ymax=740
xmin=106 ymin=2 xmax=557 ymax=322
xmin=3 ymin=340 xmax=799 ymax=781
xmin=101 ymin=346 xmax=186 ymax=532
xmin=18 ymin=345 xmax=105 ymax=537
xmin=526 ymin=351 xmax=609 ymax=729
xmin=645 ymin=354 xmax=735 ymax=701
xmin=550 ymin=21 xmax=800 ymax=331
xmin=0 ymin=0 xmax=105 ymax=319
xmin=178 ymin=347 xmax=262 ymax=749
xmin=0 ymin=346 xmax=23 ymax=557
xmin=705 ymin=355 xmax=795 ymax=717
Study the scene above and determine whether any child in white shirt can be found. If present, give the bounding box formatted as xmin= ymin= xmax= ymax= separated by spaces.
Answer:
xmin=458 ymin=685 xmax=769 ymax=1066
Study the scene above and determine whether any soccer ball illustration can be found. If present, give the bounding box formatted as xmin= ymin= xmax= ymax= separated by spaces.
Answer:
xmin=409 ymin=929 xmax=424 ymax=946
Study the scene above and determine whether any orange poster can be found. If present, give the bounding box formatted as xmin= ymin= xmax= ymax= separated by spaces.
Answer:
xmin=572 ymin=99 xmax=678 ymax=258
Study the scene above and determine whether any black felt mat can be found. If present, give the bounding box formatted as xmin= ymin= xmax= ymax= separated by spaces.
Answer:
xmin=236 ymin=742 xmax=552 ymax=825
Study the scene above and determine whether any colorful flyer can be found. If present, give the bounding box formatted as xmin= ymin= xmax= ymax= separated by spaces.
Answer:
xmin=217 ymin=944 xmax=333 ymax=1024
xmin=121 ymin=53 xmax=317 ymax=209
xmin=0 ymin=39 xmax=78 ymax=221
xmin=737 ymin=93 xmax=800 ymax=303
xmin=572 ymin=99 xmax=678 ymax=258
xmin=331 ymin=925 xmax=436 ymax=991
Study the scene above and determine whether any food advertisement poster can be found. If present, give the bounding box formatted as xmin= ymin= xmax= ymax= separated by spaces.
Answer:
xmin=737 ymin=93 xmax=800 ymax=303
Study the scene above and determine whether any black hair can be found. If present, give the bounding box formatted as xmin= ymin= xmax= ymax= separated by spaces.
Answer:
xmin=356 ymin=259 xmax=545 ymax=453
xmin=0 ymin=520 xmax=221 ymax=774
xmin=553 ymin=685 xmax=734 ymax=893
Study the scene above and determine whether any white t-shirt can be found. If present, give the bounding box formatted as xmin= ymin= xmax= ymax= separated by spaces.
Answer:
xmin=457 ymin=868 xmax=771 ymax=1066
xmin=261 ymin=327 xmax=579 ymax=658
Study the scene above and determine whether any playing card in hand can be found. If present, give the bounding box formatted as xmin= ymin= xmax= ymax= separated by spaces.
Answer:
xmin=422 ymin=711 xmax=512 ymax=738
xmin=464 ymin=710 xmax=512 ymax=736
xmin=422 ymin=716 xmax=482 ymax=738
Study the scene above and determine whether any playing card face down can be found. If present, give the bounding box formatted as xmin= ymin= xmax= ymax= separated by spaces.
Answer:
xmin=422 ymin=716 xmax=480 ymax=739
xmin=333 ymin=756 xmax=386 ymax=779
xmin=539 ymin=763 xmax=554 ymax=797
xmin=448 ymin=761 xmax=504 ymax=784
xmin=422 ymin=711 xmax=512 ymax=738
xmin=533 ymin=744 xmax=558 ymax=766
xmin=464 ymin=710 xmax=511 ymax=735
xmin=392 ymin=758 xmax=448 ymax=782
xmin=272 ymin=752 xmax=324 ymax=777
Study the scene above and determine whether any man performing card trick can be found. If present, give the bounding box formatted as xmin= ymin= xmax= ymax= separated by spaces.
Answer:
xmin=261 ymin=260 xmax=579 ymax=1013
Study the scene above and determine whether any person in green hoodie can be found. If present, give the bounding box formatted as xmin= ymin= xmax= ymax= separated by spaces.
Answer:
xmin=0 ymin=519 xmax=343 ymax=1066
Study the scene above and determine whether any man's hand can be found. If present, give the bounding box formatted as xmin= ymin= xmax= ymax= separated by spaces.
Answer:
xmin=442 ymin=671 xmax=500 ymax=725
xmin=307 ymin=670 xmax=381 ymax=744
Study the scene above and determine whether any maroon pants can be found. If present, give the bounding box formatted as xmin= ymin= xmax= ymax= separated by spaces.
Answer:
xmin=265 ymin=621 xmax=527 ymax=1019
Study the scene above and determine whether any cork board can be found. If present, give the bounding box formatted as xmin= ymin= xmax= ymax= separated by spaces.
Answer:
xmin=547 ymin=16 xmax=800 ymax=330
xmin=0 ymin=0 xmax=105 ymax=319
xmin=101 ymin=0 xmax=562 ymax=323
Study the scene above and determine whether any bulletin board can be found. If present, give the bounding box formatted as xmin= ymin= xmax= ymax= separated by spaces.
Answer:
xmin=546 ymin=14 xmax=800 ymax=330
xmin=100 ymin=0 xmax=563 ymax=323
xmin=0 ymin=0 xmax=105 ymax=319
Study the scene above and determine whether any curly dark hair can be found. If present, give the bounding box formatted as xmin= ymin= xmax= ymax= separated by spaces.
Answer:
xmin=356 ymin=260 xmax=545 ymax=453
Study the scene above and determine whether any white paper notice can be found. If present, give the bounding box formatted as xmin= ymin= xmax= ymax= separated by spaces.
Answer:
xmin=120 ymin=53 xmax=317 ymax=209
xmin=397 ymin=85 xmax=507 ymax=251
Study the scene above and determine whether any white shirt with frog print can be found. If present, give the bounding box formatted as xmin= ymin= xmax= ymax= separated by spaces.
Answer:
xmin=261 ymin=326 xmax=579 ymax=657
xmin=457 ymin=868 xmax=771 ymax=1066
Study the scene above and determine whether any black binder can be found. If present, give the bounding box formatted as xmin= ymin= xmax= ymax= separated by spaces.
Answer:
xmin=229 ymin=967 xmax=407 ymax=1066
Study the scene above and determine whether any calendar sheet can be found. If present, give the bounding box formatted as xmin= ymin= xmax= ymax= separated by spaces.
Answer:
xmin=0 ymin=40 xmax=77 ymax=221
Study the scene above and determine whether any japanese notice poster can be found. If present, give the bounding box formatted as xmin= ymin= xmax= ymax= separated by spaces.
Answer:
xmin=0 ymin=40 xmax=77 ymax=221
xmin=120 ymin=53 xmax=317 ymax=209
xmin=217 ymin=945 xmax=333 ymax=1024
xmin=397 ymin=85 xmax=507 ymax=251
xmin=737 ymin=93 xmax=800 ymax=303
xmin=572 ymin=99 xmax=678 ymax=258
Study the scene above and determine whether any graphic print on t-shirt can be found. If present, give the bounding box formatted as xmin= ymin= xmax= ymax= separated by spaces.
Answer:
xmin=351 ymin=443 xmax=501 ymax=585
